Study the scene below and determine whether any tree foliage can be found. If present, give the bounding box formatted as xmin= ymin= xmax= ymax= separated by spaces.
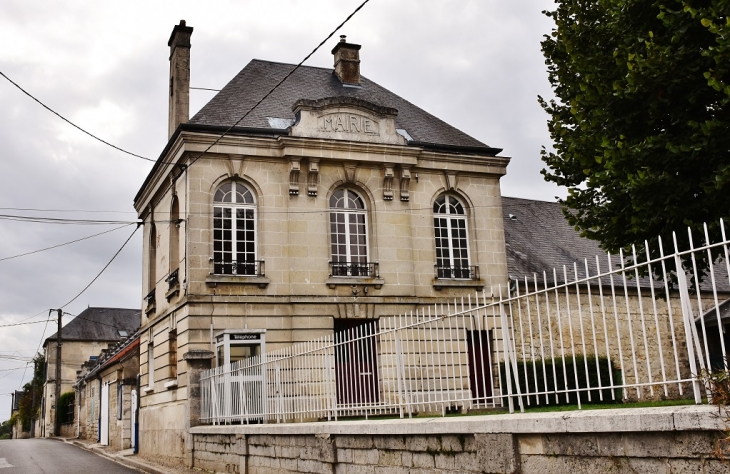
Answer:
xmin=540 ymin=0 xmax=730 ymax=276
xmin=15 ymin=352 xmax=45 ymax=432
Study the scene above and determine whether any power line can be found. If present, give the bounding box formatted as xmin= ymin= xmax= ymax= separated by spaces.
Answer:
xmin=183 ymin=0 xmax=370 ymax=174
xmin=62 ymin=312 xmax=138 ymax=333
xmin=0 ymin=320 xmax=55 ymax=328
xmin=0 ymin=223 xmax=134 ymax=262
xmin=0 ymin=206 xmax=136 ymax=214
xmin=0 ymin=70 xmax=154 ymax=162
xmin=59 ymin=225 xmax=140 ymax=309
xmin=0 ymin=214 xmax=135 ymax=225
xmin=190 ymin=87 xmax=221 ymax=92
xmin=17 ymin=312 xmax=51 ymax=389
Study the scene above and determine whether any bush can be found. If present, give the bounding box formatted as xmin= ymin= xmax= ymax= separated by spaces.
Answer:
xmin=500 ymin=355 xmax=622 ymax=407
xmin=57 ymin=392 xmax=75 ymax=424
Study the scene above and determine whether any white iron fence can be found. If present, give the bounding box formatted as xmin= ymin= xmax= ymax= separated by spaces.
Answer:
xmin=201 ymin=221 xmax=730 ymax=424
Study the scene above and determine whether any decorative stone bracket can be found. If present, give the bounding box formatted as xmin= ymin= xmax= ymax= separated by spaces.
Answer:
xmin=308 ymin=159 xmax=320 ymax=196
xmin=383 ymin=166 xmax=394 ymax=201
xmin=400 ymin=167 xmax=411 ymax=201
xmin=289 ymin=159 xmax=301 ymax=195
xmin=445 ymin=171 xmax=459 ymax=190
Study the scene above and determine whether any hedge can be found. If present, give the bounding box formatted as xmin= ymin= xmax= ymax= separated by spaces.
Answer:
xmin=499 ymin=355 xmax=622 ymax=406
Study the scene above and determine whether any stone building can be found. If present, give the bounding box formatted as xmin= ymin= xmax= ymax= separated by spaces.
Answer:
xmin=40 ymin=307 xmax=139 ymax=437
xmin=75 ymin=333 xmax=140 ymax=449
xmin=133 ymin=21 xmax=510 ymax=463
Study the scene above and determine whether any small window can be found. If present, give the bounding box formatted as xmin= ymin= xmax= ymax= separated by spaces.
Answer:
xmin=213 ymin=182 xmax=258 ymax=275
xmin=169 ymin=331 xmax=178 ymax=379
xmin=329 ymin=188 xmax=371 ymax=277
xmin=433 ymin=194 xmax=473 ymax=279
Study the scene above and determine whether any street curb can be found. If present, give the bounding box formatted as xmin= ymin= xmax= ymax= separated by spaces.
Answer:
xmin=57 ymin=438 xmax=174 ymax=474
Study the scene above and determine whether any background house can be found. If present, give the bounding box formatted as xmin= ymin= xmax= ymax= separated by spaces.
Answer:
xmin=133 ymin=22 xmax=511 ymax=464
xmin=75 ymin=333 xmax=140 ymax=449
xmin=41 ymin=306 xmax=139 ymax=437
xmin=501 ymin=197 xmax=730 ymax=400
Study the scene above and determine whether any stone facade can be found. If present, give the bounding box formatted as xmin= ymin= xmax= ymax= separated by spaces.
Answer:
xmin=42 ymin=339 xmax=110 ymax=437
xmin=134 ymin=22 xmax=510 ymax=464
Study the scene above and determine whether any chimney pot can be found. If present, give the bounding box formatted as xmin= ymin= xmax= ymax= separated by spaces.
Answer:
xmin=331 ymin=37 xmax=361 ymax=86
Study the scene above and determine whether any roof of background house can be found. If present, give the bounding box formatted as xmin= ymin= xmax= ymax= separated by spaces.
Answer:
xmin=502 ymin=197 xmax=604 ymax=281
xmin=44 ymin=307 xmax=140 ymax=345
xmin=188 ymin=59 xmax=499 ymax=152
xmin=501 ymin=197 xmax=729 ymax=291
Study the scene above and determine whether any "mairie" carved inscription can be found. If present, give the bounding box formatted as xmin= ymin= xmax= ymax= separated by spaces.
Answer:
xmin=319 ymin=113 xmax=379 ymax=135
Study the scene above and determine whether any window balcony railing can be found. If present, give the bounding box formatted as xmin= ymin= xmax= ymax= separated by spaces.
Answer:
xmin=329 ymin=261 xmax=379 ymax=278
xmin=165 ymin=268 xmax=179 ymax=290
xmin=434 ymin=264 xmax=479 ymax=280
xmin=145 ymin=288 xmax=156 ymax=307
xmin=212 ymin=260 xmax=265 ymax=277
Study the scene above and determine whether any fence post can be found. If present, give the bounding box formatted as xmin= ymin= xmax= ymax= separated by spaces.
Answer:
xmin=674 ymin=256 xmax=704 ymax=404
xmin=183 ymin=350 xmax=214 ymax=468
xmin=499 ymin=301 xmax=523 ymax=413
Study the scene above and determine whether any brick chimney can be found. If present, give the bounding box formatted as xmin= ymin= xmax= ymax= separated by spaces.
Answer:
xmin=332 ymin=35 xmax=361 ymax=86
xmin=168 ymin=20 xmax=193 ymax=139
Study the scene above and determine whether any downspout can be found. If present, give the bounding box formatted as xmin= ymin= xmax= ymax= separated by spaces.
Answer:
xmin=96 ymin=375 xmax=102 ymax=443
xmin=134 ymin=374 xmax=140 ymax=454
xmin=75 ymin=385 xmax=80 ymax=438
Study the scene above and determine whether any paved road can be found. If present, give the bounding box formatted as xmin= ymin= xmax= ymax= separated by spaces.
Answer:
xmin=0 ymin=439 xmax=139 ymax=474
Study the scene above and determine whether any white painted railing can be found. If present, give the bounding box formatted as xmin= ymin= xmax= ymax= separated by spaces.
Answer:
xmin=200 ymin=220 xmax=730 ymax=424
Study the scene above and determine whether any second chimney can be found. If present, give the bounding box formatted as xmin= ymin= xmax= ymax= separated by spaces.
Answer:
xmin=168 ymin=20 xmax=194 ymax=139
xmin=332 ymin=35 xmax=361 ymax=86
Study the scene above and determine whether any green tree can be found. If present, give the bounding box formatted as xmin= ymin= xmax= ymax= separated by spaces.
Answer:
xmin=16 ymin=352 xmax=45 ymax=432
xmin=540 ymin=0 xmax=729 ymax=277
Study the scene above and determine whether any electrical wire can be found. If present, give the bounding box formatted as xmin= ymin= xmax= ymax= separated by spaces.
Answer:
xmin=59 ymin=225 xmax=140 ymax=309
xmin=190 ymin=87 xmax=221 ymax=92
xmin=62 ymin=312 xmax=138 ymax=333
xmin=183 ymin=0 xmax=371 ymax=174
xmin=17 ymin=312 xmax=51 ymax=389
xmin=0 ymin=206 xmax=136 ymax=214
xmin=0 ymin=70 xmax=154 ymax=162
xmin=0 ymin=214 xmax=135 ymax=225
xmin=0 ymin=320 xmax=55 ymax=328
xmin=0 ymin=223 xmax=134 ymax=262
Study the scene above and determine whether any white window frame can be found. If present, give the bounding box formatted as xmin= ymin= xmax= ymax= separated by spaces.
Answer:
xmin=213 ymin=182 xmax=258 ymax=275
xmin=433 ymin=194 xmax=472 ymax=279
xmin=329 ymin=188 xmax=369 ymax=276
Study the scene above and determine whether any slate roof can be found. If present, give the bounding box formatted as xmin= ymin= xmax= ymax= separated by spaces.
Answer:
xmin=502 ymin=197 xmax=604 ymax=281
xmin=44 ymin=307 xmax=140 ymax=345
xmin=189 ymin=59 xmax=497 ymax=151
xmin=501 ymin=197 xmax=730 ymax=292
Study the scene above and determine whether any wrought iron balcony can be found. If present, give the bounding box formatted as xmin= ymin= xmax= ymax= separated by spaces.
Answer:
xmin=165 ymin=268 xmax=179 ymax=290
xmin=212 ymin=260 xmax=265 ymax=277
xmin=145 ymin=288 xmax=156 ymax=307
xmin=434 ymin=264 xmax=479 ymax=280
xmin=329 ymin=261 xmax=379 ymax=278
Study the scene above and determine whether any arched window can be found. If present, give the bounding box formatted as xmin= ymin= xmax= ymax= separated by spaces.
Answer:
xmin=433 ymin=194 xmax=473 ymax=279
xmin=213 ymin=182 xmax=257 ymax=275
xmin=329 ymin=188 xmax=370 ymax=277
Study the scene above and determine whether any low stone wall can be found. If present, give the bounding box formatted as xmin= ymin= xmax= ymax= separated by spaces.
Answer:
xmin=189 ymin=405 xmax=729 ymax=474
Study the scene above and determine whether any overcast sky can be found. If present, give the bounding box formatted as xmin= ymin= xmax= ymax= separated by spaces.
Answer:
xmin=0 ymin=0 xmax=560 ymax=419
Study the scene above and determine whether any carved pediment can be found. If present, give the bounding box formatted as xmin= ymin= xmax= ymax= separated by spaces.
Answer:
xmin=290 ymin=97 xmax=407 ymax=146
